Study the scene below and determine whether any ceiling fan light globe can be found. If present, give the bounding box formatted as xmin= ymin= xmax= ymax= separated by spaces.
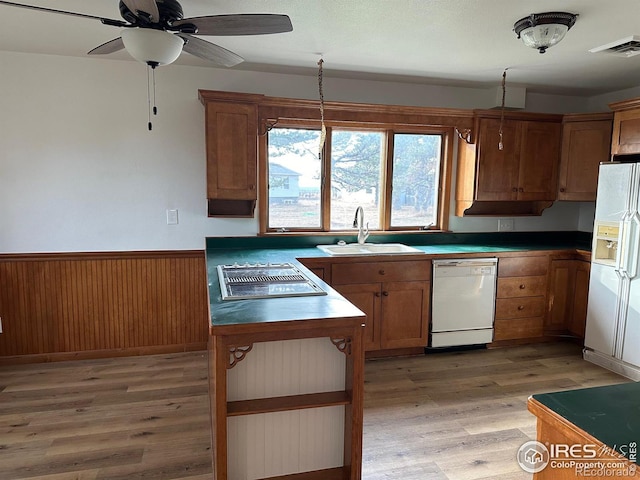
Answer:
xmin=520 ymin=24 xmax=569 ymax=53
xmin=121 ymin=28 xmax=184 ymax=66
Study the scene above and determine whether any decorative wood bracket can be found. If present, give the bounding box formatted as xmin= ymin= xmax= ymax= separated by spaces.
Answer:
xmin=227 ymin=344 xmax=254 ymax=369
xmin=456 ymin=127 xmax=473 ymax=144
xmin=330 ymin=337 xmax=352 ymax=356
xmin=259 ymin=118 xmax=279 ymax=136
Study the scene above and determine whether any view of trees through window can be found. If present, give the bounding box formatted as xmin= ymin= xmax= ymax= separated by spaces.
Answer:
xmin=267 ymin=127 xmax=443 ymax=231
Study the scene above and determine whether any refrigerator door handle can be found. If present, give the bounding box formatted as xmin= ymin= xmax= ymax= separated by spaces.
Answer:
xmin=615 ymin=217 xmax=628 ymax=278
xmin=626 ymin=212 xmax=640 ymax=280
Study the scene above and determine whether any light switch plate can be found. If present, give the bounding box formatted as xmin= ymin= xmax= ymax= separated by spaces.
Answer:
xmin=498 ymin=218 xmax=514 ymax=232
xmin=166 ymin=209 xmax=179 ymax=225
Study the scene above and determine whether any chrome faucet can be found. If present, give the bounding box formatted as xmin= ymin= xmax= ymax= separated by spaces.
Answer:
xmin=353 ymin=206 xmax=370 ymax=245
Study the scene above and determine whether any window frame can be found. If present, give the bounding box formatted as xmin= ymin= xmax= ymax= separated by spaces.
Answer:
xmin=254 ymin=96 xmax=462 ymax=235
xmin=261 ymin=120 xmax=452 ymax=235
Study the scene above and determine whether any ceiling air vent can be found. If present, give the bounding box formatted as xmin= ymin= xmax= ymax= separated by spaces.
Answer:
xmin=590 ymin=36 xmax=640 ymax=57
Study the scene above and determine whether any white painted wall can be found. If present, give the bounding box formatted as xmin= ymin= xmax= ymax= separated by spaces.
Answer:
xmin=0 ymin=51 xmax=599 ymax=253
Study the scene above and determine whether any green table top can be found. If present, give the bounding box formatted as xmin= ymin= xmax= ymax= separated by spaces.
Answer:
xmin=533 ymin=382 xmax=639 ymax=463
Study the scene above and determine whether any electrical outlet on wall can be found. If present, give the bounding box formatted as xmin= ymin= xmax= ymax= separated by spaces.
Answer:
xmin=498 ymin=218 xmax=514 ymax=232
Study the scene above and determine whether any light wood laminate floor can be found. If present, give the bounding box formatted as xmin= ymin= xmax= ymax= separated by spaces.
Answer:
xmin=0 ymin=342 xmax=628 ymax=480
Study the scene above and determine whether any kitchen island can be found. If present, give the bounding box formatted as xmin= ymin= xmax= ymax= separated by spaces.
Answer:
xmin=527 ymin=382 xmax=639 ymax=479
xmin=206 ymin=249 xmax=366 ymax=480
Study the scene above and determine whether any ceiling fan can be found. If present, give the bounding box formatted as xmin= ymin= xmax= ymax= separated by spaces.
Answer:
xmin=0 ymin=0 xmax=293 ymax=129
xmin=0 ymin=0 xmax=293 ymax=67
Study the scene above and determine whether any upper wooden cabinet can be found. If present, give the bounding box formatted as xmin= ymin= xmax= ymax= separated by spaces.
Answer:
xmin=610 ymin=97 xmax=640 ymax=155
xmin=456 ymin=111 xmax=562 ymax=216
xmin=199 ymin=91 xmax=261 ymax=217
xmin=558 ymin=113 xmax=613 ymax=201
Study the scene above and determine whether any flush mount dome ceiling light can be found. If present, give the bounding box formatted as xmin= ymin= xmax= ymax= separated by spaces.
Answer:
xmin=514 ymin=12 xmax=578 ymax=53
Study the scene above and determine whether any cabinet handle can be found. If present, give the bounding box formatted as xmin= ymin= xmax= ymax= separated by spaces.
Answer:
xmin=512 ymin=187 xmax=518 ymax=193
xmin=249 ymin=184 xmax=256 ymax=190
xmin=560 ymin=187 xmax=566 ymax=192
xmin=379 ymin=269 xmax=385 ymax=275
xmin=382 ymin=291 xmax=389 ymax=296
xmin=374 ymin=292 xmax=381 ymax=297
xmin=518 ymin=187 xmax=524 ymax=193
xmin=519 ymin=284 xmax=526 ymax=289
xmin=517 ymin=305 xmax=525 ymax=310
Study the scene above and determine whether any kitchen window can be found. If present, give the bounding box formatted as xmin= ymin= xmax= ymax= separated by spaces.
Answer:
xmin=263 ymin=125 xmax=448 ymax=233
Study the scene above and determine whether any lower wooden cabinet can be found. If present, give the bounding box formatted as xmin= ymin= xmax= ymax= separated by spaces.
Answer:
xmin=546 ymin=258 xmax=590 ymax=339
xmin=494 ymin=255 xmax=549 ymax=342
xmin=334 ymin=280 xmax=430 ymax=351
xmin=331 ymin=260 xmax=431 ymax=352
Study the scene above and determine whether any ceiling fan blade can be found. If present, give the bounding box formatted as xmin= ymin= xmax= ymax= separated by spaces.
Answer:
xmin=121 ymin=0 xmax=159 ymax=23
xmin=173 ymin=14 xmax=293 ymax=36
xmin=87 ymin=37 xmax=125 ymax=55
xmin=177 ymin=33 xmax=243 ymax=67
xmin=0 ymin=0 xmax=126 ymax=26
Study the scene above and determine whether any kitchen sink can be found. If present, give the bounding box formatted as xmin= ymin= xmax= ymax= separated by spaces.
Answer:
xmin=316 ymin=243 xmax=425 ymax=256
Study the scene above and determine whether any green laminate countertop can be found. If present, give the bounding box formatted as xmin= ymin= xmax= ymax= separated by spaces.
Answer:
xmin=532 ymin=382 xmax=639 ymax=462
xmin=206 ymin=248 xmax=365 ymax=328
xmin=205 ymin=232 xmax=591 ymax=329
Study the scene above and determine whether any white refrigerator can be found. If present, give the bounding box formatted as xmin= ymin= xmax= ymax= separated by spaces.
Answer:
xmin=584 ymin=161 xmax=640 ymax=380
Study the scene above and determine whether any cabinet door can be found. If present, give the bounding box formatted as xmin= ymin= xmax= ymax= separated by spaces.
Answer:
xmin=205 ymin=101 xmax=257 ymax=200
xmin=569 ymin=261 xmax=590 ymax=339
xmin=475 ymin=118 xmax=520 ymax=201
xmin=546 ymin=259 xmax=577 ymax=334
xmin=518 ymin=121 xmax=561 ymax=201
xmin=333 ymin=283 xmax=381 ymax=351
xmin=612 ymin=108 xmax=640 ymax=155
xmin=380 ymin=281 xmax=429 ymax=349
xmin=558 ymin=120 xmax=612 ymax=201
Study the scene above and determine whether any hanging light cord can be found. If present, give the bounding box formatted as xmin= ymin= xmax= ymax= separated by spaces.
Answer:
xmin=318 ymin=58 xmax=326 ymax=159
xmin=146 ymin=64 xmax=158 ymax=131
xmin=498 ymin=68 xmax=508 ymax=150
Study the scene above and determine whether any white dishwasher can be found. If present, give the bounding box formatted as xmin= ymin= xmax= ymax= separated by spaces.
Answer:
xmin=431 ymin=258 xmax=498 ymax=348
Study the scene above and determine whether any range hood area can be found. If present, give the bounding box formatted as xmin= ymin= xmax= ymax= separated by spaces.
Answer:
xmin=217 ymin=262 xmax=327 ymax=301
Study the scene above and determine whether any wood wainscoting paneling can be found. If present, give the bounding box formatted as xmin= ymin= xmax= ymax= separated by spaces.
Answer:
xmin=0 ymin=250 xmax=209 ymax=364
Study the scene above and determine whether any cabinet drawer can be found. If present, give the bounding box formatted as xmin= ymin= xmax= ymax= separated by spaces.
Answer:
xmin=498 ymin=256 xmax=548 ymax=277
xmin=495 ymin=296 xmax=546 ymax=319
xmin=331 ymin=260 xmax=431 ymax=285
xmin=497 ymin=276 xmax=547 ymax=298
xmin=494 ymin=317 xmax=544 ymax=341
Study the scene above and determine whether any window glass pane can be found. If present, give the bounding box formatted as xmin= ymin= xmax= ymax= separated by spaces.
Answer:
xmin=390 ymin=134 xmax=442 ymax=228
xmin=330 ymin=130 xmax=383 ymax=230
xmin=267 ymin=127 xmax=322 ymax=229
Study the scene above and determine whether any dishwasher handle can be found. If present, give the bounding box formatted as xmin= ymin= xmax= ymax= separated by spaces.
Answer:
xmin=433 ymin=258 xmax=498 ymax=268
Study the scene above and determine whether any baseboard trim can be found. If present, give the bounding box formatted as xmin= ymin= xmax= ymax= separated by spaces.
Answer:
xmin=0 ymin=342 xmax=207 ymax=366
xmin=583 ymin=349 xmax=640 ymax=381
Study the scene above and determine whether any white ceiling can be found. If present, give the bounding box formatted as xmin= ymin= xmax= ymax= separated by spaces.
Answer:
xmin=2 ymin=0 xmax=640 ymax=96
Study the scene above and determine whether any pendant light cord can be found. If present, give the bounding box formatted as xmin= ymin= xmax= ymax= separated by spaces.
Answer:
xmin=498 ymin=68 xmax=508 ymax=150
xmin=318 ymin=58 xmax=326 ymax=159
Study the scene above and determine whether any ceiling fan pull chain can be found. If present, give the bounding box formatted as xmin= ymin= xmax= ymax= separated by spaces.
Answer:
xmin=147 ymin=64 xmax=153 ymax=131
xmin=152 ymin=65 xmax=158 ymax=116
